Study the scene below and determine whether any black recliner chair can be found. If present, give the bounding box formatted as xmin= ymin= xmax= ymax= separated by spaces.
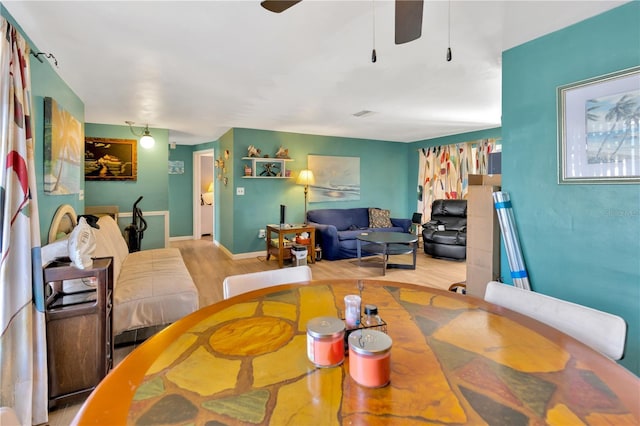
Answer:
xmin=422 ymin=199 xmax=467 ymax=260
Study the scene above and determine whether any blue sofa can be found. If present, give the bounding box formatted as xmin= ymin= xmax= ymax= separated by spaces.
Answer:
xmin=307 ymin=208 xmax=411 ymax=260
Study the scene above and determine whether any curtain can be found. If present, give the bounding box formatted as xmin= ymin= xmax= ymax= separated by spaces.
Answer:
xmin=417 ymin=138 xmax=497 ymax=222
xmin=0 ymin=18 xmax=48 ymax=425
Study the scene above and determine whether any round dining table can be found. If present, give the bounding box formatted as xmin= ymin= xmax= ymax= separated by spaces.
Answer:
xmin=72 ymin=279 xmax=639 ymax=425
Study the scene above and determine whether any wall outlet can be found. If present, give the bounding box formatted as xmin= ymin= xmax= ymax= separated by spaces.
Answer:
xmin=258 ymin=229 xmax=266 ymax=239
xmin=236 ymin=187 xmax=245 ymax=195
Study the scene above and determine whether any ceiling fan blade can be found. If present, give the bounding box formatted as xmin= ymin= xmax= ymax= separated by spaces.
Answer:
xmin=395 ymin=0 xmax=424 ymax=44
xmin=261 ymin=0 xmax=302 ymax=13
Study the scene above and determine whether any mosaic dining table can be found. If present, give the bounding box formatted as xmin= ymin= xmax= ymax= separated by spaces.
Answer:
xmin=72 ymin=280 xmax=639 ymax=425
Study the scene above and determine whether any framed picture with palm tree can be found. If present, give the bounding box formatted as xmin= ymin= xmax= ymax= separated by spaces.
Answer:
xmin=557 ymin=66 xmax=639 ymax=184
xmin=44 ymin=97 xmax=83 ymax=194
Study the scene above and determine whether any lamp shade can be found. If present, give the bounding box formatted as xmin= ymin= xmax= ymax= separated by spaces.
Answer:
xmin=296 ymin=169 xmax=315 ymax=186
xmin=207 ymin=181 xmax=214 ymax=192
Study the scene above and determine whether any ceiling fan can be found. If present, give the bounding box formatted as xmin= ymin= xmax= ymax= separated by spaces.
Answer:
xmin=260 ymin=0 xmax=424 ymax=44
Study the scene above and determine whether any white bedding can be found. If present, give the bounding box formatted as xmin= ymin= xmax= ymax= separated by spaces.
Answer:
xmin=92 ymin=215 xmax=199 ymax=335
xmin=44 ymin=211 xmax=200 ymax=336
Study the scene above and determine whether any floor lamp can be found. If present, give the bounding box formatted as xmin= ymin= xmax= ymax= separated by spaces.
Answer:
xmin=297 ymin=169 xmax=315 ymax=224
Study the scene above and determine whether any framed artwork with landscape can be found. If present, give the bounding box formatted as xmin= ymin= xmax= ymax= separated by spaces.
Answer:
xmin=85 ymin=137 xmax=137 ymax=181
xmin=557 ymin=66 xmax=640 ymax=184
xmin=308 ymin=155 xmax=360 ymax=202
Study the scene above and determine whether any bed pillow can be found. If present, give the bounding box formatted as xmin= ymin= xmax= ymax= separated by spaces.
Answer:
xmin=369 ymin=208 xmax=393 ymax=228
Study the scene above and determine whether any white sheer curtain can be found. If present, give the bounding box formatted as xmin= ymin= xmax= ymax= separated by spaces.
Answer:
xmin=0 ymin=18 xmax=48 ymax=425
xmin=417 ymin=138 xmax=497 ymax=222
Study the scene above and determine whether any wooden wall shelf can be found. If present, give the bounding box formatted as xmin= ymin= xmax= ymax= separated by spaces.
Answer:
xmin=242 ymin=157 xmax=293 ymax=179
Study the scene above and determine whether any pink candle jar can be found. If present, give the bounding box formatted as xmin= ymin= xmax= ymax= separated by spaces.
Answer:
xmin=348 ymin=329 xmax=392 ymax=387
xmin=306 ymin=316 xmax=345 ymax=368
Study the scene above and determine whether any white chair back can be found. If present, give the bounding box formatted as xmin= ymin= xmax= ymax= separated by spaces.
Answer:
xmin=484 ymin=281 xmax=626 ymax=360
xmin=223 ymin=266 xmax=312 ymax=299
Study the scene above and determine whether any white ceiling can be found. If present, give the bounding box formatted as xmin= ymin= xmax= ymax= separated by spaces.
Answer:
xmin=3 ymin=1 xmax=627 ymax=145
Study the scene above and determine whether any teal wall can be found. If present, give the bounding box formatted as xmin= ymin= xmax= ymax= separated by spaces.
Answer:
xmin=408 ymin=127 xmax=502 ymax=214
xmin=84 ymin=123 xmax=169 ymax=249
xmin=216 ymin=129 xmax=235 ymax=251
xmin=1 ymin=5 xmax=85 ymax=246
xmin=168 ymin=145 xmax=194 ymax=236
xmin=223 ymin=128 xmax=411 ymax=254
xmin=502 ymin=2 xmax=640 ymax=374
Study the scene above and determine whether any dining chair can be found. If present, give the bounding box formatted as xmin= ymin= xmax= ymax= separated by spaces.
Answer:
xmin=223 ymin=265 xmax=312 ymax=299
xmin=484 ymin=281 xmax=627 ymax=360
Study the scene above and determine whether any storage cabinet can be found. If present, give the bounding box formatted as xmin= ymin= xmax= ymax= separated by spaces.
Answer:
xmin=242 ymin=157 xmax=293 ymax=178
xmin=43 ymin=257 xmax=114 ymax=408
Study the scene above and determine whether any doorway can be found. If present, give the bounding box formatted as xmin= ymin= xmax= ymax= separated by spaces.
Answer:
xmin=193 ymin=149 xmax=214 ymax=240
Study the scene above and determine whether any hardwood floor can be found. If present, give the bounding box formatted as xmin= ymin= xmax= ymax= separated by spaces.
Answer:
xmin=47 ymin=237 xmax=466 ymax=425
xmin=175 ymin=236 xmax=466 ymax=307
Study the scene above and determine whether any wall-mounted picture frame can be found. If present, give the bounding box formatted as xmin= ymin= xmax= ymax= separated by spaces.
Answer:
xmin=85 ymin=137 xmax=137 ymax=181
xmin=43 ymin=97 xmax=83 ymax=194
xmin=168 ymin=160 xmax=184 ymax=174
xmin=308 ymin=155 xmax=360 ymax=202
xmin=557 ymin=66 xmax=640 ymax=184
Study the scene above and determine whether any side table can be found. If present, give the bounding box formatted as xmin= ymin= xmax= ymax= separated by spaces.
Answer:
xmin=266 ymin=224 xmax=316 ymax=268
xmin=43 ymin=257 xmax=114 ymax=408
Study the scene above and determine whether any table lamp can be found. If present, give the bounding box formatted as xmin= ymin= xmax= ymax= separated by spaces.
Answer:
xmin=296 ymin=169 xmax=315 ymax=223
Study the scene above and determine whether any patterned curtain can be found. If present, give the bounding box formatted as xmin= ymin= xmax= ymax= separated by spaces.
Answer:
xmin=417 ymin=138 xmax=497 ymax=222
xmin=0 ymin=18 xmax=48 ymax=425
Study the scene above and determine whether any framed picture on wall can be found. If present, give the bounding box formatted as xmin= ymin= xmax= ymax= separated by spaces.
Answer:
xmin=308 ymin=155 xmax=360 ymax=202
xmin=557 ymin=66 xmax=640 ymax=184
xmin=85 ymin=137 xmax=137 ymax=181
xmin=168 ymin=161 xmax=184 ymax=174
xmin=43 ymin=97 xmax=83 ymax=194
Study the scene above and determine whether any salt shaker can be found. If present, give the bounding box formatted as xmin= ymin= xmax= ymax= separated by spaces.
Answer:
xmin=363 ymin=304 xmax=382 ymax=327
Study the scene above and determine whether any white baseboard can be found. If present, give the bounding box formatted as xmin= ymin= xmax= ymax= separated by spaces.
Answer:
xmin=169 ymin=235 xmax=193 ymax=242
xmin=232 ymin=250 xmax=267 ymax=260
xmin=215 ymin=242 xmax=266 ymax=260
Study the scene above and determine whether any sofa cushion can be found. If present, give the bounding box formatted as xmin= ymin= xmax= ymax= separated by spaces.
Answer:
xmin=427 ymin=230 xmax=467 ymax=246
xmin=369 ymin=208 xmax=392 ymax=228
xmin=338 ymin=227 xmax=406 ymax=241
xmin=371 ymin=227 xmax=405 ymax=234
xmin=431 ymin=199 xmax=467 ymax=217
xmin=338 ymin=230 xmax=366 ymax=241
xmin=307 ymin=208 xmax=369 ymax=231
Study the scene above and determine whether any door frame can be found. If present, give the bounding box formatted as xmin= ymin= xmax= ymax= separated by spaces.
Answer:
xmin=193 ymin=149 xmax=214 ymax=240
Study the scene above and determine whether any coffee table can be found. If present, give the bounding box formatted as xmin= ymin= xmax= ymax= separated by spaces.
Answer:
xmin=356 ymin=232 xmax=418 ymax=275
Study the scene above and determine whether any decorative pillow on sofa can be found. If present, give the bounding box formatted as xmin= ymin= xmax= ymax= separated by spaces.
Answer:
xmin=369 ymin=208 xmax=393 ymax=228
